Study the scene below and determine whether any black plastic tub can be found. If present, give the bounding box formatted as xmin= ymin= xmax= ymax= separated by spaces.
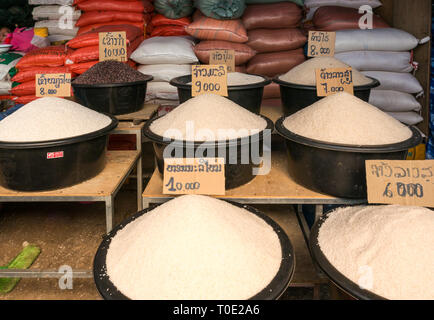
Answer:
xmin=93 ymin=201 xmax=295 ymax=300
xmin=273 ymin=76 xmax=380 ymax=116
xmin=144 ymin=115 xmax=274 ymax=190
xmin=275 ymin=117 xmax=422 ymax=198
xmin=72 ymin=76 xmax=153 ymax=115
xmin=310 ymin=216 xmax=385 ymax=300
xmin=170 ymin=74 xmax=271 ymax=114
xmin=0 ymin=115 xmax=118 ymax=191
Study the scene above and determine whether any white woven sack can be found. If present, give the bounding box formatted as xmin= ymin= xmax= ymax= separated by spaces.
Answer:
xmin=305 ymin=0 xmax=382 ymax=8
xmin=32 ymin=5 xmax=81 ymax=21
xmin=369 ymin=90 xmax=421 ymax=112
xmin=362 ymin=71 xmax=423 ymax=94
xmin=335 ymin=28 xmax=423 ymax=53
xmin=146 ymin=82 xmax=179 ymax=101
xmin=34 ymin=20 xmax=78 ymax=36
xmin=335 ymin=51 xmax=415 ymax=73
xmin=29 ymin=0 xmax=73 ymax=4
xmin=131 ymin=37 xmax=198 ymax=65
xmin=138 ymin=64 xmax=191 ymax=82
xmin=387 ymin=112 xmax=423 ymax=125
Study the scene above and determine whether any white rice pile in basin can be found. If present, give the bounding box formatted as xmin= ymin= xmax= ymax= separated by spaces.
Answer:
xmin=188 ymin=72 xmax=265 ymax=86
xmin=318 ymin=205 xmax=434 ymax=300
xmin=279 ymin=56 xmax=372 ymax=86
xmin=150 ymin=93 xmax=267 ymax=141
xmin=0 ymin=97 xmax=112 ymax=142
xmin=283 ymin=92 xmax=412 ymax=145
xmin=106 ymin=195 xmax=282 ymax=300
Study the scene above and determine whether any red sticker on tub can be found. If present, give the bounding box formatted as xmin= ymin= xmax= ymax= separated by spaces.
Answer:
xmin=47 ymin=151 xmax=64 ymax=159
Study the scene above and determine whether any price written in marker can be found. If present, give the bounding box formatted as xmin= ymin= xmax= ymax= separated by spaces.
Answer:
xmin=36 ymin=73 xmax=71 ymax=97
xmin=315 ymin=67 xmax=354 ymax=96
xmin=209 ymin=49 xmax=235 ymax=73
xmin=365 ymin=160 xmax=434 ymax=207
xmin=308 ymin=31 xmax=336 ymax=57
xmin=163 ymin=157 xmax=225 ymax=195
xmin=99 ymin=31 xmax=127 ymax=62
xmin=191 ymin=65 xmax=228 ymax=97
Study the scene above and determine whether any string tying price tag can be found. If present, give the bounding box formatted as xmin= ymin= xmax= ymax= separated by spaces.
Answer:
xmin=315 ymin=67 xmax=354 ymax=97
xmin=308 ymin=31 xmax=336 ymax=57
xmin=36 ymin=73 xmax=71 ymax=97
xmin=365 ymin=160 xmax=434 ymax=207
xmin=99 ymin=31 xmax=127 ymax=62
xmin=191 ymin=65 xmax=228 ymax=97
xmin=163 ymin=158 xmax=225 ymax=195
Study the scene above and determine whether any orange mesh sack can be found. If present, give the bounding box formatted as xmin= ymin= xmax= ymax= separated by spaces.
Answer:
xmin=16 ymin=46 xmax=67 ymax=69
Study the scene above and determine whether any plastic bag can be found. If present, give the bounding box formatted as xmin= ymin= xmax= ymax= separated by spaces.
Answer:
xmin=67 ymin=25 xmax=143 ymax=49
xmin=246 ymin=48 xmax=305 ymax=77
xmin=76 ymin=0 xmax=153 ymax=13
xmin=154 ymin=0 xmax=194 ymax=19
xmin=335 ymin=28 xmax=420 ymax=53
xmin=195 ymin=0 xmax=246 ymax=20
xmin=242 ymin=2 xmax=302 ymax=30
xmin=313 ymin=6 xmax=389 ymax=31
xmin=138 ymin=64 xmax=191 ymax=82
xmin=130 ymin=36 xmax=198 ymax=64
xmin=194 ymin=40 xmax=256 ymax=65
xmin=76 ymin=11 xmax=145 ymax=27
xmin=186 ymin=11 xmax=247 ymax=43
xmin=369 ymin=90 xmax=422 ymax=112
xmin=247 ymin=28 xmax=306 ymax=53
xmin=16 ymin=46 xmax=66 ymax=68
xmin=362 ymin=71 xmax=423 ymax=94
xmin=0 ymin=52 xmax=23 ymax=81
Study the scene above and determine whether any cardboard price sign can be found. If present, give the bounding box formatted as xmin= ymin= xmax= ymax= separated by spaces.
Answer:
xmin=191 ymin=65 xmax=228 ymax=97
xmin=308 ymin=31 xmax=336 ymax=57
xmin=99 ymin=31 xmax=127 ymax=62
xmin=163 ymin=158 xmax=225 ymax=195
xmin=209 ymin=49 xmax=235 ymax=73
xmin=365 ymin=160 xmax=434 ymax=207
xmin=315 ymin=67 xmax=354 ymax=96
xmin=36 ymin=73 xmax=71 ymax=97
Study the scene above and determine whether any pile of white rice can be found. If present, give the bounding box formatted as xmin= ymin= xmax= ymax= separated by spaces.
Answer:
xmin=0 ymin=97 xmax=112 ymax=142
xmin=282 ymin=92 xmax=412 ymax=145
xmin=279 ymin=56 xmax=372 ymax=86
xmin=150 ymin=93 xmax=267 ymax=141
xmin=106 ymin=195 xmax=282 ymax=300
xmin=318 ymin=205 xmax=434 ymax=300
xmin=188 ymin=72 xmax=264 ymax=86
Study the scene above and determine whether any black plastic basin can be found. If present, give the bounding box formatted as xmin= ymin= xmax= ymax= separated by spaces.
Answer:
xmin=143 ymin=115 xmax=274 ymax=190
xmin=93 ymin=201 xmax=295 ymax=300
xmin=72 ymin=76 xmax=153 ymax=115
xmin=170 ymin=74 xmax=271 ymax=114
xmin=273 ymin=76 xmax=380 ymax=116
xmin=275 ymin=117 xmax=422 ymax=198
xmin=0 ymin=115 xmax=118 ymax=191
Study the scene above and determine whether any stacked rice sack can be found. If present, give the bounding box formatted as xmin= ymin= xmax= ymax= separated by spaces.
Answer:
xmin=131 ymin=36 xmax=198 ymax=106
xmin=186 ymin=10 xmax=254 ymax=73
xmin=73 ymin=0 xmax=153 ymax=36
xmin=65 ymin=25 xmax=144 ymax=74
xmin=0 ymin=53 xmax=24 ymax=102
xmin=151 ymin=0 xmax=194 ymax=37
xmin=334 ymin=28 xmax=427 ymax=126
xmin=9 ymin=46 xmax=70 ymax=104
xmin=242 ymin=1 xmax=306 ymax=100
xmin=30 ymin=0 xmax=80 ymax=43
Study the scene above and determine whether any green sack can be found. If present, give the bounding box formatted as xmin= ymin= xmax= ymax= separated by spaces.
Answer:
xmin=195 ymin=0 xmax=246 ymax=20
xmin=245 ymin=0 xmax=304 ymax=6
xmin=155 ymin=0 xmax=194 ymax=19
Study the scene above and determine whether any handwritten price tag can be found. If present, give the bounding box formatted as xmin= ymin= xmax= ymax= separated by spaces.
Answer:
xmin=315 ymin=67 xmax=354 ymax=96
xmin=191 ymin=65 xmax=228 ymax=97
xmin=365 ymin=160 xmax=434 ymax=207
xmin=163 ymin=158 xmax=225 ymax=195
xmin=99 ymin=31 xmax=127 ymax=62
xmin=36 ymin=73 xmax=71 ymax=97
xmin=209 ymin=49 xmax=235 ymax=73
xmin=308 ymin=31 xmax=336 ymax=57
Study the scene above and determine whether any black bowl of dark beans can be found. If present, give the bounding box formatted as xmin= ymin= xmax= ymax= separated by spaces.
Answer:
xmin=72 ymin=61 xmax=153 ymax=115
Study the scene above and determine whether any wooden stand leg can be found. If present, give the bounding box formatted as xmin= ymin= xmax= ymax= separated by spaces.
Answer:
xmin=136 ymin=130 xmax=143 ymax=211
xmin=105 ymin=196 xmax=114 ymax=234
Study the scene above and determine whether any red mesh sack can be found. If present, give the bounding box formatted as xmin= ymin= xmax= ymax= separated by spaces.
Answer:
xmin=194 ymin=41 xmax=256 ymax=65
xmin=242 ymin=2 xmax=302 ymax=30
xmin=76 ymin=11 xmax=145 ymax=27
xmin=16 ymin=46 xmax=67 ymax=68
xmin=246 ymin=28 xmax=307 ymax=53
xmin=246 ymin=48 xmax=305 ymax=77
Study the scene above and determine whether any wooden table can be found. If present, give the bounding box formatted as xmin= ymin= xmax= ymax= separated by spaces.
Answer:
xmin=114 ymin=103 xmax=158 ymax=124
xmin=0 ymin=151 xmax=140 ymax=234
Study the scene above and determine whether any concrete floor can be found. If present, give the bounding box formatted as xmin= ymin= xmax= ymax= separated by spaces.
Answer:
xmin=0 ymin=183 xmax=335 ymax=300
